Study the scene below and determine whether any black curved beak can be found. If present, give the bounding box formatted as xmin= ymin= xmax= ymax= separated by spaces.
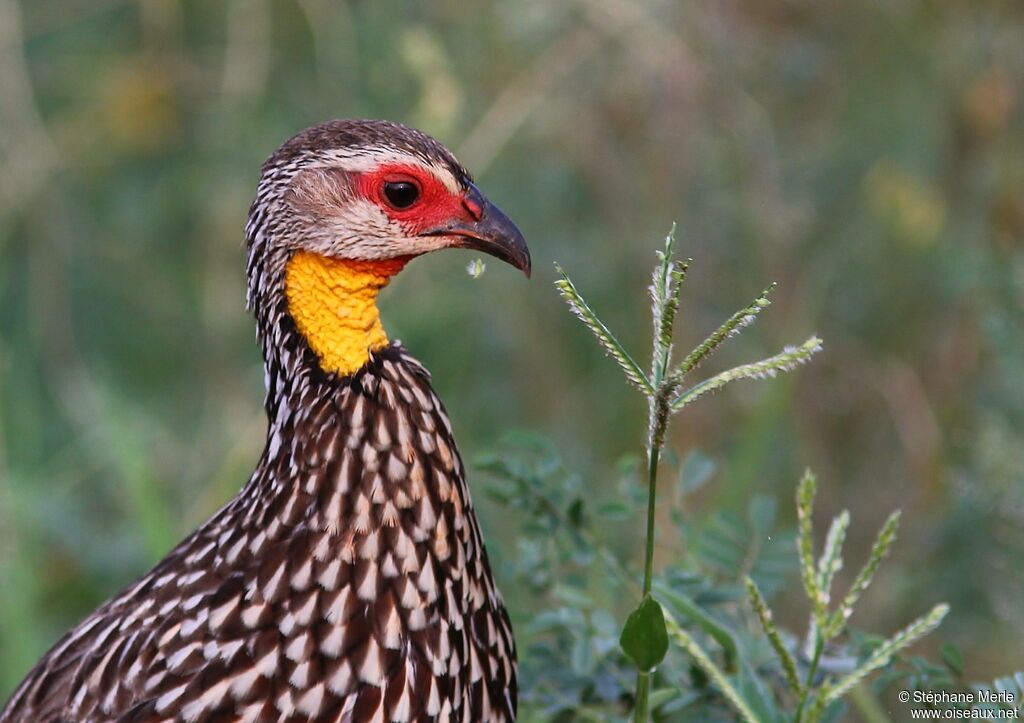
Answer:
xmin=420 ymin=184 xmax=531 ymax=278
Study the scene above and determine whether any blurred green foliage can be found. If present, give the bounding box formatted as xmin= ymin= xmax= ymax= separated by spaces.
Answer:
xmin=0 ymin=0 xmax=1022 ymax=712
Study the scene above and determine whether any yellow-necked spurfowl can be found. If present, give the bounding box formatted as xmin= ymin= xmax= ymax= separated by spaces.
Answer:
xmin=2 ymin=119 xmax=530 ymax=723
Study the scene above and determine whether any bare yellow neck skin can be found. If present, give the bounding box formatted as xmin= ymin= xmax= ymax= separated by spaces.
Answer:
xmin=284 ymin=251 xmax=407 ymax=376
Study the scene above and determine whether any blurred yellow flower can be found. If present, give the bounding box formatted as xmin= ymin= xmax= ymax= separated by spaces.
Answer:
xmin=864 ymin=160 xmax=946 ymax=246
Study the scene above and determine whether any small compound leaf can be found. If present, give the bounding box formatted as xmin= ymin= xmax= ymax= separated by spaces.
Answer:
xmin=941 ymin=643 xmax=963 ymax=677
xmin=566 ymin=498 xmax=585 ymax=527
xmin=570 ymin=635 xmax=593 ymax=675
xmin=620 ymin=595 xmax=669 ymax=671
xmin=553 ymin=584 xmax=592 ymax=608
xmin=748 ymin=494 xmax=778 ymax=537
xmin=596 ymin=500 xmax=633 ymax=520
xmin=647 ymin=687 xmax=681 ymax=712
xmin=738 ymin=660 xmax=784 ymax=723
xmin=679 ymin=450 xmax=716 ymax=495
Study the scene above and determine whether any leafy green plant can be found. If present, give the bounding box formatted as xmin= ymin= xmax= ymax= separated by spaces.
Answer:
xmin=480 ymin=228 xmax=956 ymax=722
xmin=753 ymin=470 xmax=949 ymax=722
xmin=556 ymin=227 xmax=821 ymax=721
xmin=480 ymin=434 xmax=972 ymax=722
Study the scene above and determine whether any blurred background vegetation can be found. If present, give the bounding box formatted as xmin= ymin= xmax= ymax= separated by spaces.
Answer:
xmin=0 ymin=0 xmax=1021 ymax=715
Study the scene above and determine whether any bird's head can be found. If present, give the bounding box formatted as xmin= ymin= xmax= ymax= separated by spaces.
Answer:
xmin=245 ymin=119 xmax=530 ymax=378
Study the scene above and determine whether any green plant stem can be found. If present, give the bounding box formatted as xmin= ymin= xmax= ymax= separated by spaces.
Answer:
xmin=641 ymin=443 xmax=662 ymax=595
xmin=634 ymin=672 xmax=651 ymax=723
xmin=634 ymin=433 xmax=663 ymax=723
xmin=795 ymin=631 xmax=825 ymax=723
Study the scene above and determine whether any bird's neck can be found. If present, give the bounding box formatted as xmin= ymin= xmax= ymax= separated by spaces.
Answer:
xmin=284 ymin=251 xmax=409 ymax=377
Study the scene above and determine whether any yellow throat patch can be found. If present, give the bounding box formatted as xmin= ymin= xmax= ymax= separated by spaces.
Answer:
xmin=284 ymin=250 xmax=407 ymax=376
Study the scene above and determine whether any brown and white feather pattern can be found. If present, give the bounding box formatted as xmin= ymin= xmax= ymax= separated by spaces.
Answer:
xmin=1 ymin=345 xmax=516 ymax=722
xmin=2 ymin=119 xmax=518 ymax=722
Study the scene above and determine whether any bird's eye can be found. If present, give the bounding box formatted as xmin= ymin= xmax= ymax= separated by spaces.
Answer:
xmin=383 ymin=181 xmax=420 ymax=209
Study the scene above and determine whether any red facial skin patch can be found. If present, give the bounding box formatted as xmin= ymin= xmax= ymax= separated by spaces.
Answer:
xmin=354 ymin=164 xmax=474 ymax=233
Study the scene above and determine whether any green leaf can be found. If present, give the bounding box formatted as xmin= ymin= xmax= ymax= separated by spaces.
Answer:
xmin=595 ymin=500 xmax=633 ymax=520
xmin=647 ymin=688 xmax=680 ymax=711
xmin=655 ymin=583 xmax=739 ymax=672
xmin=553 ymin=584 xmax=593 ymax=608
xmin=941 ymin=643 xmax=963 ymax=677
xmin=738 ymin=659 xmax=784 ymax=723
xmin=678 ymin=450 xmax=716 ymax=495
xmin=666 ymin=617 xmax=760 ymax=723
xmin=570 ymin=635 xmax=592 ymax=675
xmin=747 ymin=494 xmax=777 ymax=537
xmin=620 ymin=595 xmax=669 ymax=671
xmin=566 ymin=498 xmax=584 ymax=526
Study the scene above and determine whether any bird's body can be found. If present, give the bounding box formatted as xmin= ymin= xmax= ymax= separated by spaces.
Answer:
xmin=2 ymin=120 xmax=529 ymax=722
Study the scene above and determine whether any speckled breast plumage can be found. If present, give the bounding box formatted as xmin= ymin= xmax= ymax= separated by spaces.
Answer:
xmin=1 ymin=344 xmax=517 ymax=723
